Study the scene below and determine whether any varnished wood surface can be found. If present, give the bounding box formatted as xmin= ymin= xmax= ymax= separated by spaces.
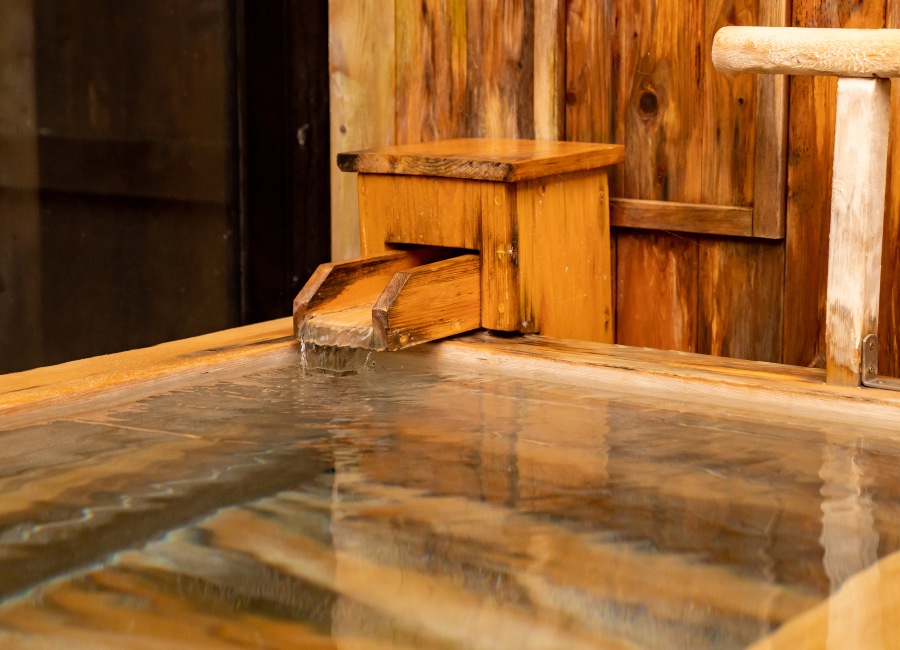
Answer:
xmin=339 ymin=138 xmax=625 ymax=182
xmin=4 ymin=323 xmax=900 ymax=647
xmin=352 ymin=140 xmax=615 ymax=341
xmin=517 ymin=170 xmax=613 ymax=342
xmin=609 ymin=199 xmax=754 ymax=237
xmin=713 ymin=26 xmax=900 ymax=77
xmin=373 ymin=254 xmax=481 ymax=349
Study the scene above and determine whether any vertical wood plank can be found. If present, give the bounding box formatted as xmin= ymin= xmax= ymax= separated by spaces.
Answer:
xmin=697 ymin=0 xmax=785 ymax=363
xmin=613 ymin=0 xmax=708 ymax=352
xmin=616 ymin=232 xmax=698 ymax=352
xmin=565 ymin=0 xmax=618 ymax=337
xmin=480 ymin=182 xmax=520 ymax=331
xmin=465 ymin=0 xmax=535 ymax=139
xmin=783 ymin=0 xmax=887 ymax=368
xmin=752 ymin=0 xmax=790 ymax=238
xmin=395 ymin=0 xmax=467 ymax=145
xmin=0 ymin=0 xmax=42 ymax=373
xmin=825 ymin=78 xmax=891 ymax=387
xmin=879 ymin=0 xmax=900 ymax=378
xmin=517 ymin=171 xmax=613 ymax=342
xmin=698 ymin=240 xmax=784 ymax=362
xmin=357 ymin=174 xmax=482 ymax=254
xmin=329 ymin=0 xmax=396 ymax=261
xmin=533 ymin=0 xmax=565 ymax=140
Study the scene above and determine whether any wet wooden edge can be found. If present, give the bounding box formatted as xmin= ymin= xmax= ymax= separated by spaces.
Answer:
xmin=420 ymin=333 xmax=900 ymax=433
xmin=7 ymin=319 xmax=900 ymax=431
xmin=0 ymin=318 xmax=301 ymax=430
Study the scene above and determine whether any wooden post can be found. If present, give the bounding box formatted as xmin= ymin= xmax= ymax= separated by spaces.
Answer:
xmin=825 ymin=78 xmax=891 ymax=386
xmin=713 ymin=27 xmax=899 ymax=386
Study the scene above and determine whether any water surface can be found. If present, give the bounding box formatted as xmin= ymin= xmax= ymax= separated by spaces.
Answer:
xmin=0 ymin=349 xmax=895 ymax=648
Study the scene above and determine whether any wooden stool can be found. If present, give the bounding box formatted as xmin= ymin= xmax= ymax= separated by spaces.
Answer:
xmin=294 ymin=138 xmax=624 ymax=350
xmin=714 ymin=27 xmax=900 ymax=387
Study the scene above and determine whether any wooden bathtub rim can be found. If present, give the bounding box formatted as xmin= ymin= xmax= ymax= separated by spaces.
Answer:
xmin=4 ymin=319 xmax=900 ymax=432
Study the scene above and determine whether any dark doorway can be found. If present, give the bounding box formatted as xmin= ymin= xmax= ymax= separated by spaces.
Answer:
xmin=0 ymin=0 xmax=330 ymax=373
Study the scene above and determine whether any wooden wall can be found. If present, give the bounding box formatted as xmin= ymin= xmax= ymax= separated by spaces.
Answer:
xmin=0 ymin=0 xmax=42 ymax=372
xmin=329 ymin=0 xmax=900 ymax=370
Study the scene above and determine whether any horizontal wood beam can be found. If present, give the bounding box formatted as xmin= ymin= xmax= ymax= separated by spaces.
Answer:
xmin=609 ymin=198 xmax=756 ymax=237
xmin=713 ymin=27 xmax=900 ymax=78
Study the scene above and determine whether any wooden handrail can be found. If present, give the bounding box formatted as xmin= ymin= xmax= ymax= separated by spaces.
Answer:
xmin=713 ymin=26 xmax=900 ymax=78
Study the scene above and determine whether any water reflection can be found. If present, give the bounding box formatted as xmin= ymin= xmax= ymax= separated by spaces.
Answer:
xmin=1 ymin=352 xmax=899 ymax=647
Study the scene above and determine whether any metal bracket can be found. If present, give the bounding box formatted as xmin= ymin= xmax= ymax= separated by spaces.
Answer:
xmin=861 ymin=334 xmax=900 ymax=391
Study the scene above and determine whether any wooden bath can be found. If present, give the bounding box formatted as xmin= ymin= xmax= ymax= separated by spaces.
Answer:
xmin=2 ymin=319 xmax=900 ymax=648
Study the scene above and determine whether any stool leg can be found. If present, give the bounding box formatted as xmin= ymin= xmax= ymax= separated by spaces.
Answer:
xmin=825 ymin=77 xmax=891 ymax=386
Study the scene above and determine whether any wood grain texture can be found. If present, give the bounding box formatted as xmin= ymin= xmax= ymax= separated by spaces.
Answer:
xmin=616 ymin=232 xmax=698 ymax=352
xmin=517 ymin=170 xmax=613 ymax=342
xmin=564 ymin=0 xmax=618 ymax=339
xmin=395 ymin=0 xmax=467 ymax=145
xmin=340 ymin=138 xmax=625 ymax=182
xmin=329 ymin=0 xmax=395 ymax=260
xmin=878 ymin=1 xmax=900 ymax=378
xmin=783 ymin=0 xmax=888 ymax=369
xmin=15 ymin=326 xmax=900 ymax=647
xmin=611 ymin=0 xmax=761 ymax=354
xmin=357 ymin=174 xmax=483 ymax=254
xmin=752 ymin=0 xmax=790 ymax=238
xmin=465 ymin=0 xmax=535 ymax=139
xmin=610 ymin=199 xmax=754 ymax=237
xmin=479 ymin=182 xmax=520 ymax=330
xmin=532 ymin=0 xmax=565 ymax=140
xmin=713 ymin=26 xmax=900 ymax=77
xmin=293 ymin=249 xmax=439 ymax=330
xmin=698 ymin=240 xmax=784 ymax=362
xmin=0 ymin=318 xmax=298 ymax=430
xmin=825 ymin=77 xmax=891 ymax=386
xmin=374 ymin=254 xmax=481 ymax=349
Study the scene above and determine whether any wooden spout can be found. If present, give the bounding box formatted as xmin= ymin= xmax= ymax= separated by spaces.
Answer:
xmin=294 ymin=249 xmax=481 ymax=351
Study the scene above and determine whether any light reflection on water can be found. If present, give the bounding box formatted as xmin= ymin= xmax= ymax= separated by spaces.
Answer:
xmin=0 ymin=348 xmax=896 ymax=648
